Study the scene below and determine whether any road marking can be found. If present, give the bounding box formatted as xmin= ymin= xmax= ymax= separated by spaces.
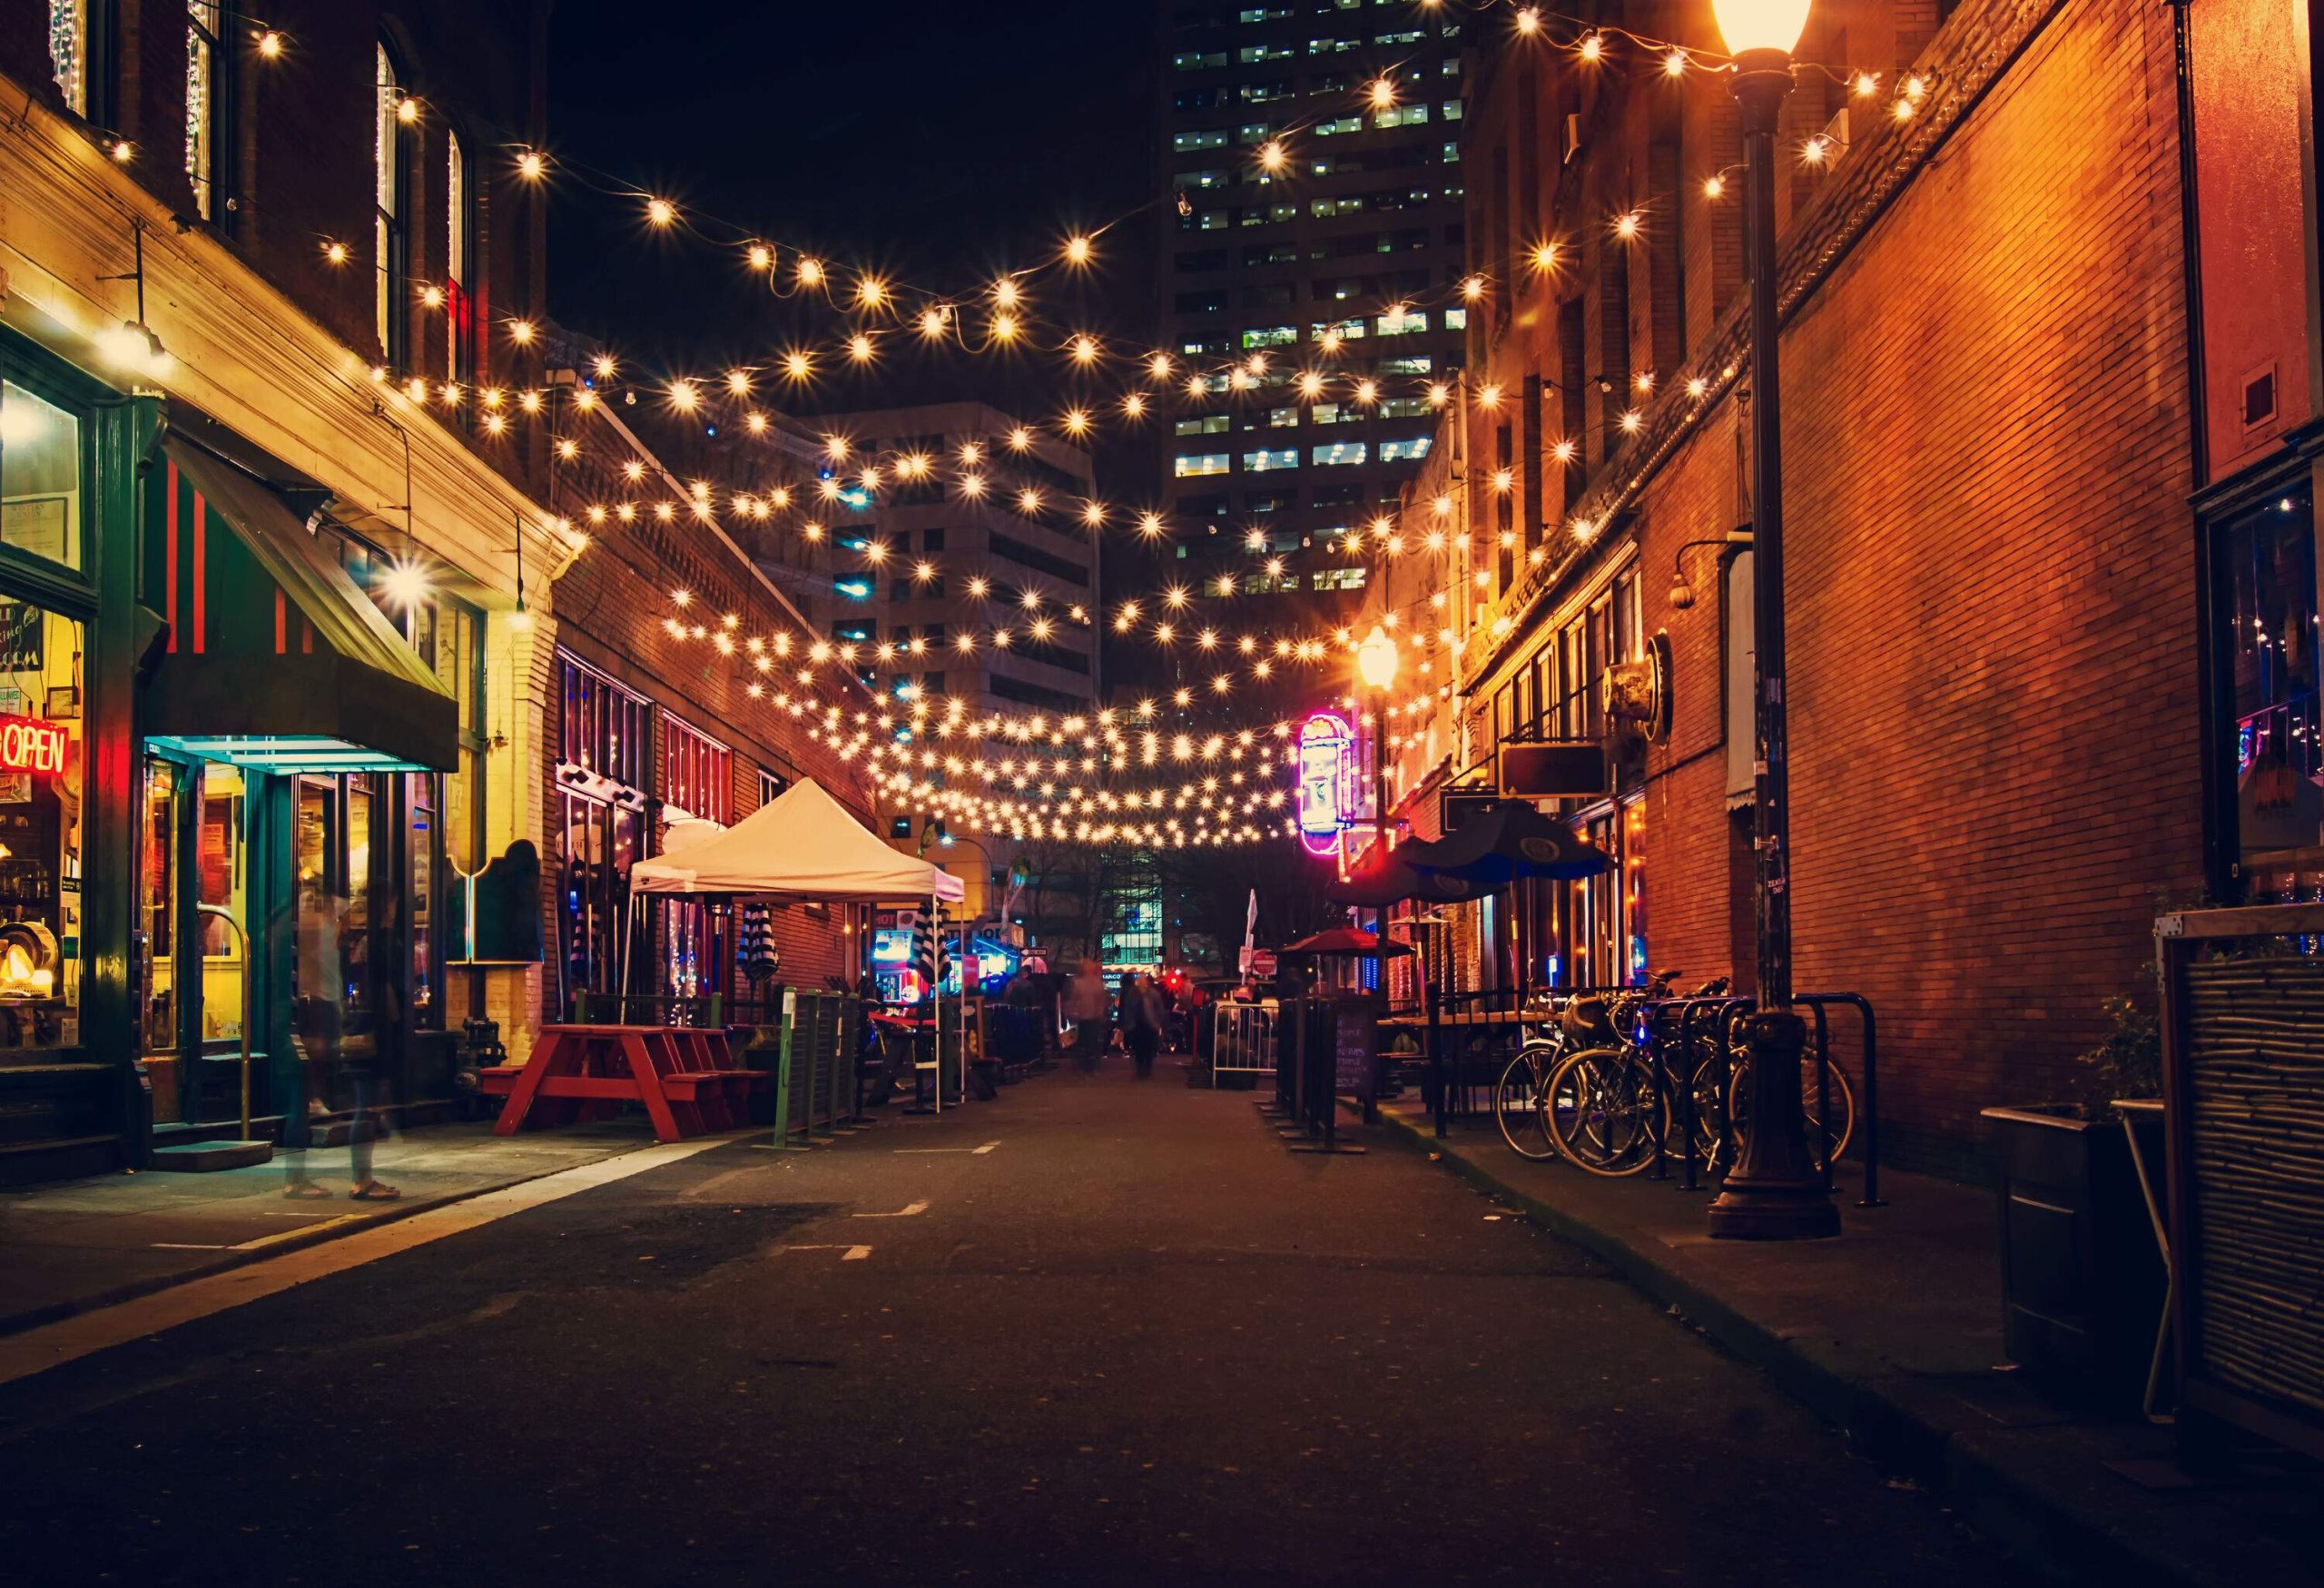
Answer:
xmin=843 ymin=1245 xmax=872 ymax=1261
xmin=0 ymin=1131 xmax=743 ymax=1390
xmin=891 ymin=1139 xmax=1001 ymax=1156
xmin=851 ymin=1200 xmax=929 ymax=1218
xmin=973 ymin=1140 xmax=1001 ymax=1155
xmin=149 ymin=1214 xmax=365 ymax=1255
xmin=780 ymin=1244 xmax=874 ymax=1261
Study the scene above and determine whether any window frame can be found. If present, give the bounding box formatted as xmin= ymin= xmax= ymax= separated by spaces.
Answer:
xmin=374 ymin=43 xmax=411 ymax=366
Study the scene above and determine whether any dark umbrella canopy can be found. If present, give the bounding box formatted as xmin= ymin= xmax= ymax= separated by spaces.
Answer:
xmin=1399 ymin=800 xmax=1611 ymax=885
xmin=1324 ymin=849 xmax=1482 ymax=908
xmin=1278 ymin=927 xmax=1415 ymax=959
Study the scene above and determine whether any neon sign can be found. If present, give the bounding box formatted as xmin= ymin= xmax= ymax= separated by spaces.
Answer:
xmin=1295 ymin=711 xmax=1353 ymax=857
xmin=0 ymin=714 xmax=68 ymax=775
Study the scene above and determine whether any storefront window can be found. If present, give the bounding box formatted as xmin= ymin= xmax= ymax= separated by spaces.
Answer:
xmin=0 ymin=604 xmax=84 ymax=1049
xmin=139 ymin=761 xmax=176 ymax=1068
xmin=197 ymin=763 xmax=248 ymax=1046
xmin=408 ymin=774 xmax=438 ymax=1020
xmin=0 ymin=381 xmax=83 ymax=572
xmin=560 ymin=791 xmax=639 ymax=1003
xmin=661 ymin=712 xmax=732 ymax=824
xmin=2227 ymin=488 xmax=2322 ymax=891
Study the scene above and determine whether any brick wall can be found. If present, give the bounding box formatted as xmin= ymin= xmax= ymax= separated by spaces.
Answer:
xmin=1433 ymin=0 xmax=2201 ymax=1178
xmin=543 ymin=507 xmax=885 ymax=1030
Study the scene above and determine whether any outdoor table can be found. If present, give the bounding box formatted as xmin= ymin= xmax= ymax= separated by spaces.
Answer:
xmin=486 ymin=1023 xmax=759 ymax=1142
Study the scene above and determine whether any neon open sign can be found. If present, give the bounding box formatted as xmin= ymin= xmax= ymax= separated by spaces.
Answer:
xmin=1295 ymin=711 xmax=1353 ymax=857
xmin=0 ymin=714 xmax=67 ymax=775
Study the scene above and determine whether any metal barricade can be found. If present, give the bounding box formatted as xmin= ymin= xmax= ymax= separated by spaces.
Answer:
xmin=1209 ymin=1000 xmax=1279 ymax=1088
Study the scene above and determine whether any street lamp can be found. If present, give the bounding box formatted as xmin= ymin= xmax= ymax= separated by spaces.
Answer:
xmin=1356 ymin=624 xmax=1400 ymax=841
xmin=1356 ymin=625 xmax=1401 ymax=953
xmin=1705 ymin=0 xmax=1838 ymax=1240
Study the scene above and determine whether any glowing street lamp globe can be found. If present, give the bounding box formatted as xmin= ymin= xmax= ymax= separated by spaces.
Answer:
xmin=1355 ymin=625 xmax=1401 ymax=690
xmin=1709 ymin=0 xmax=1812 ymax=56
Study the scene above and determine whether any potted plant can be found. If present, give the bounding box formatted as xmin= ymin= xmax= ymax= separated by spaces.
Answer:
xmin=1981 ymin=995 xmax=2168 ymax=1414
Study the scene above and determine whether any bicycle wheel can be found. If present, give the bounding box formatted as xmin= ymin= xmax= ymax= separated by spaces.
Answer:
xmin=1492 ymin=1043 xmax=1561 ymax=1161
xmin=1726 ymin=1056 xmax=1856 ymax=1166
xmin=1546 ymin=1048 xmax=1667 ymax=1177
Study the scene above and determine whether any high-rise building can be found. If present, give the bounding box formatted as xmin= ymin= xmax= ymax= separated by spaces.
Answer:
xmin=1154 ymin=1 xmax=1471 ymax=649
xmin=771 ymin=402 xmax=1101 ymax=721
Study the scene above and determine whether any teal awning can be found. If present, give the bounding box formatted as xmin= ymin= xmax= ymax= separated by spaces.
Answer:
xmin=140 ymin=445 xmax=458 ymax=774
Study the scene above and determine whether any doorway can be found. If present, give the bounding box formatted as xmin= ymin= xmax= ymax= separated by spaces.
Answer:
xmin=137 ymin=755 xmax=253 ymax=1128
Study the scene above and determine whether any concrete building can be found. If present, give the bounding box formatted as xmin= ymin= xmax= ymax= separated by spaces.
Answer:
xmin=787 ymin=401 xmax=1100 ymax=722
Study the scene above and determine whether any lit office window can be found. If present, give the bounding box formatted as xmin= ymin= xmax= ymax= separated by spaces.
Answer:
xmin=1243 ymin=449 xmax=1299 ymax=472
xmin=374 ymin=44 xmax=408 ymax=361
xmin=48 ymin=0 xmax=86 ymax=113
xmin=1241 ymin=326 xmax=1296 ymax=349
xmin=185 ymin=2 xmax=222 ymax=218
xmin=1379 ymin=437 xmax=1433 ymax=463
xmin=1311 ymin=442 xmax=1369 ymax=467
xmin=1175 ymin=453 xmax=1231 ymax=478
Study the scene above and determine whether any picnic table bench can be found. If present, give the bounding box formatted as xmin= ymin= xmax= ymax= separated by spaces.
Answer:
xmin=478 ymin=1023 xmax=766 ymax=1141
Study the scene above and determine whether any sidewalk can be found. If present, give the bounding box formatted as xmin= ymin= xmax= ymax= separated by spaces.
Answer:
xmin=1358 ymin=1097 xmax=2320 ymax=1588
xmin=0 ymin=1118 xmax=666 ymax=1336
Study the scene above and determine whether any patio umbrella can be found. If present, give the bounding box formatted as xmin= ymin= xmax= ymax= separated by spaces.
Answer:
xmin=1325 ymin=849 xmax=1482 ymax=907
xmin=1399 ymin=800 xmax=1611 ymax=885
xmin=1279 ymin=927 xmax=1414 ymax=959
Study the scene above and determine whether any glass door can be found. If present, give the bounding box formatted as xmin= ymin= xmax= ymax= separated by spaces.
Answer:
xmin=138 ymin=757 xmax=182 ymax=1122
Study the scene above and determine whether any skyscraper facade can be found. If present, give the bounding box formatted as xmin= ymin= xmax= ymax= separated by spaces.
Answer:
xmin=1156 ymin=1 xmax=1472 ymax=647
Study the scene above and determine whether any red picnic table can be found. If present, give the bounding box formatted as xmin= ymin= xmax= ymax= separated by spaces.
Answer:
xmin=481 ymin=1024 xmax=764 ymax=1142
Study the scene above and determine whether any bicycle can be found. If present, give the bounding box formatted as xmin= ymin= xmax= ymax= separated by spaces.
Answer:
xmin=1541 ymin=972 xmax=1682 ymax=1176
xmin=1489 ymin=1007 xmax=1571 ymax=1161
xmin=1686 ymin=1015 xmax=1856 ymax=1177
xmin=1545 ymin=973 xmax=1729 ymax=1177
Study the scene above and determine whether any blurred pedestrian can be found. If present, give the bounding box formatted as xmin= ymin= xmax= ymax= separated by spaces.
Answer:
xmin=1123 ymin=973 xmax=1167 ymax=1080
xmin=1065 ymin=957 xmax=1108 ymax=1072
xmin=281 ymin=883 xmax=397 ymax=1202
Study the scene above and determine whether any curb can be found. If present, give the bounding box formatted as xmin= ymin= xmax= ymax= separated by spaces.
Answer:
xmin=0 ymin=1137 xmax=664 ymax=1340
xmin=1357 ymin=1102 xmax=2211 ymax=1588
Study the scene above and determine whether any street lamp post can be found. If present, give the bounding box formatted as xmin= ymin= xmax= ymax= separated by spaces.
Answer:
xmin=1356 ymin=625 xmax=1402 ymax=966
xmin=1705 ymin=0 xmax=1839 ymax=1240
xmin=1356 ymin=624 xmax=1400 ymax=857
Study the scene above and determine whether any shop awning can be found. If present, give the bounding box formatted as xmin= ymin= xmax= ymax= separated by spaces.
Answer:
xmin=139 ymin=444 xmax=458 ymax=774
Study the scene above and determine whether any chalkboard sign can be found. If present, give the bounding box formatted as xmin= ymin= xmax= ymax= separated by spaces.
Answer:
xmin=0 ymin=603 xmax=42 ymax=673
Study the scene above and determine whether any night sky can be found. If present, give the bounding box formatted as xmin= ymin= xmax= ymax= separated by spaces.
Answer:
xmin=545 ymin=0 xmax=1161 ymax=454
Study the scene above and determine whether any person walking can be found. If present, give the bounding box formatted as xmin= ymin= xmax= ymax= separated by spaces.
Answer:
xmin=1123 ymin=973 xmax=1167 ymax=1080
xmin=1065 ymin=958 xmax=1109 ymax=1072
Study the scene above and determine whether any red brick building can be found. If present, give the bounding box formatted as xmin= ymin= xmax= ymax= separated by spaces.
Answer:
xmin=1355 ymin=0 xmax=2305 ymax=1177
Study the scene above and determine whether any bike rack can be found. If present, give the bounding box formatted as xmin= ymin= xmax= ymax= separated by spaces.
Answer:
xmin=1795 ymin=991 xmax=1882 ymax=1208
xmin=1517 ymin=988 xmax=1881 ymax=1208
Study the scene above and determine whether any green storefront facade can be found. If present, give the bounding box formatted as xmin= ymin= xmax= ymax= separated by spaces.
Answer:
xmin=0 ymin=324 xmax=469 ymax=1184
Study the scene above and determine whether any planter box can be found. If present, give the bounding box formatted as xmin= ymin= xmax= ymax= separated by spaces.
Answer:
xmin=1983 ymin=1104 xmax=2167 ymax=1414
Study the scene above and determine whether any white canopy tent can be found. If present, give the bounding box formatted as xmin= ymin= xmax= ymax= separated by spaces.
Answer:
xmin=629 ymin=779 xmax=969 ymax=1110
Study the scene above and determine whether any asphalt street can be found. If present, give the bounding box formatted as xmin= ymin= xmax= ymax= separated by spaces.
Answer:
xmin=0 ymin=1064 xmax=2035 ymax=1586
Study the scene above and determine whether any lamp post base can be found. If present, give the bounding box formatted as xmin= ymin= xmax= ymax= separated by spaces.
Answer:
xmin=1708 ymin=1010 xmax=1841 ymax=1240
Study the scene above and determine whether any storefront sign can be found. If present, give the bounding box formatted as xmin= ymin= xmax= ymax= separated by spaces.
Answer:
xmin=1498 ymin=741 xmax=1610 ymax=800
xmin=0 ymin=603 xmax=42 ymax=672
xmin=1296 ymin=712 xmax=1354 ymax=857
xmin=0 ymin=713 xmax=68 ymax=775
